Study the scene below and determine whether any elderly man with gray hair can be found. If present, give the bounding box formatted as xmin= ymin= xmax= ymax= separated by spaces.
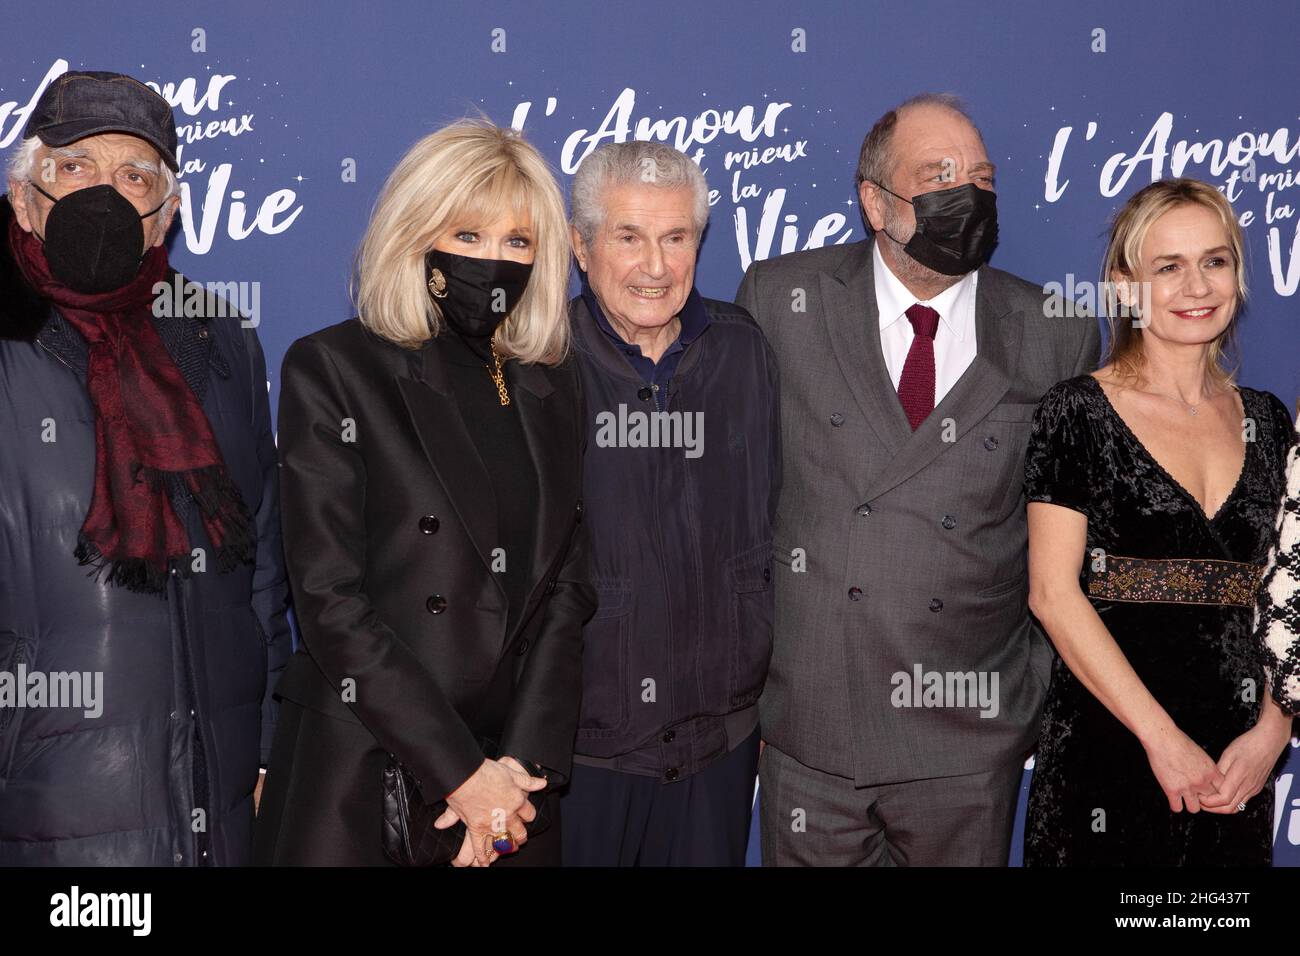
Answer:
xmin=560 ymin=140 xmax=780 ymax=866
xmin=0 ymin=71 xmax=289 ymax=865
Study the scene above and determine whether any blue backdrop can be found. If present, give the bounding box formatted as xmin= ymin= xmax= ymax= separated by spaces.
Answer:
xmin=3 ymin=0 xmax=1297 ymax=866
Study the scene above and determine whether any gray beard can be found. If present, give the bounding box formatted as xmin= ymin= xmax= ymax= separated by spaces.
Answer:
xmin=879 ymin=203 xmax=963 ymax=295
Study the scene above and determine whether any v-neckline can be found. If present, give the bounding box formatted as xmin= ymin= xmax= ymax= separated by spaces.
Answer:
xmin=1085 ymin=374 xmax=1251 ymax=525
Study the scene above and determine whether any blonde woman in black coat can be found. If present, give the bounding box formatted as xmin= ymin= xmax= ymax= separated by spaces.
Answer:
xmin=254 ymin=121 xmax=593 ymax=866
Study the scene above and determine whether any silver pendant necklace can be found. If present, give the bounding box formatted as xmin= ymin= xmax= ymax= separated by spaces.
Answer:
xmin=1147 ymin=387 xmax=1209 ymax=416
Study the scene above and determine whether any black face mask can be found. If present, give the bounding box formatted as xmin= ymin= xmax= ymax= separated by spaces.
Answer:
xmin=31 ymin=182 xmax=168 ymax=294
xmin=873 ymin=181 xmax=998 ymax=276
xmin=424 ymin=248 xmax=533 ymax=339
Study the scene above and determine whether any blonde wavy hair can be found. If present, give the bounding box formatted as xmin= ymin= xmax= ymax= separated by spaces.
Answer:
xmin=1101 ymin=177 xmax=1247 ymax=387
xmin=352 ymin=119 xmax=570 ymax=364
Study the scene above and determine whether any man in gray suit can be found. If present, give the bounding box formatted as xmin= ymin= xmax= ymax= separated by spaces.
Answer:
xmin=736 ymin=93 xmax=1100 ymax=865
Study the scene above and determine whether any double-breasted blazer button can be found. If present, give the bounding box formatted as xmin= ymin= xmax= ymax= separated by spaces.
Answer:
xmin=418 ymin=515 xmax=440 ymax=534
xmin=516 ymin=638 xmax=530 ymax=656
xmin=941 ymin=515 xmax=956 ymax=530
xmin=425 ymin=594 xmax=447 ymax=614
xmin=829 ymin=412 xmax=845 ymax=427
xmin=855 ymin=503 xmax=873 ymax=517
xmin=983 ymin=435 xmax=999 ymax=451
xmin=848 ymin=587 xmax=863 ymax=601
xmin=929 ymin=598 xmax=944 ymax=612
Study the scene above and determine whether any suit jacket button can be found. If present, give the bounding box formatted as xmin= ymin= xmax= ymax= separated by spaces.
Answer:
xmin=984 ymin=436 xmax=999 ymax=450
xmin=426 ymin=594 xmax=447 ymax=614
xmin=829 ymin=413 xmax=845 ymax=426
xmin=929 ymin=598 xmax=944 ymax=612
xmin=665 ymin=767 xmax=679 ymax=782
xmin=941 ymin=515 xmax=956 ymax=530
xmin=516 ymin=638 xmax=530 ymax=656
xmin=419 ymin=515 xmax=440 ymax=534
xmin=662 ymin=730 xmax=675 ymax=743
xmin=637 ymin=386 xmax=654 ymax=402
xmin=848 ymin=587 xmax=863 ymax=601
xmin=546 ymin=578 xmax=557 ymax=594
xmin=855 ymin=503 xmax=873 ymax=517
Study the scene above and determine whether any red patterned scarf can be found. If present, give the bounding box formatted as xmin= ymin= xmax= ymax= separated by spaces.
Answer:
xmin=7 ymin=215 xmax=254 ymax=593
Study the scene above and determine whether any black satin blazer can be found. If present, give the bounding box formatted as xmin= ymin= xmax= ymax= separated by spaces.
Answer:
xmin=271 ymin=317 xmax=594 ymax=801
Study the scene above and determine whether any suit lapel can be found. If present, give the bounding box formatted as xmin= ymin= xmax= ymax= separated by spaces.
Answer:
xmin=396 ymin=343 xmax=577 ymax=637
xmin=819 ymin=240 xmax=912 ymax=457
xmin=396 ymin=344 xmax=502 ymax=592
xmin=864 ymin=266 xmax=1023 ymax=500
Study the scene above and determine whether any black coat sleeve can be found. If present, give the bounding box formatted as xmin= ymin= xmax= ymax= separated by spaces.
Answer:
xmin=276 ymin=336 xmax=485 ymax=801
xmin=498 ymin=366 xmax=596 ymax=787
xmin=242 ymin=323 xmax=292 ymax=766
xmin=498 ymin=517 xmax=594 ymax=787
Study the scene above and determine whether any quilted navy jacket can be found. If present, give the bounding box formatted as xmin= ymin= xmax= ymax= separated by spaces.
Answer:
xmin=0 ymin=197 xmax=290 ymax=865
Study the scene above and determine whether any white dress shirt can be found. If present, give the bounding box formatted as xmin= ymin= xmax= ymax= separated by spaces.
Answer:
xmin=873 ymin=241 xmax=978 ymax=406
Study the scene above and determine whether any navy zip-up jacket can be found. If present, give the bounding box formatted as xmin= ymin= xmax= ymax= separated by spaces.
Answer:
xmin=568 ymin=291 xmax=779 ymax=780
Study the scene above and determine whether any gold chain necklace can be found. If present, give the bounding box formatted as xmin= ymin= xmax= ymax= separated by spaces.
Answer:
xmin=487 ymin=337 xmax=510 ymax=406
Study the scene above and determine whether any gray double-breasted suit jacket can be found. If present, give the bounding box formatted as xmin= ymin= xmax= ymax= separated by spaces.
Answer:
xmin=737 ymin=237 xmax=1100 ymax=786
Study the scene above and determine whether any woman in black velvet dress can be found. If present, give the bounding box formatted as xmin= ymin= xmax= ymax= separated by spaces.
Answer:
xmin=1023 ymin=179 xmax=1296 ymax=866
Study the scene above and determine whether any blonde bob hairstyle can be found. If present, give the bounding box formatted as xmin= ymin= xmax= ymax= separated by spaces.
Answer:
xmin=352 ymin=120 xmax=570 ymax=364
xmin=1101 ymin=177 xmax=1247 ymax=388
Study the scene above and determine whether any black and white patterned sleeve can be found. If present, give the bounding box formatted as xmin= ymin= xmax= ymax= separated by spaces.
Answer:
xmin=1255 ymin=440 xmax=1300 ymax=715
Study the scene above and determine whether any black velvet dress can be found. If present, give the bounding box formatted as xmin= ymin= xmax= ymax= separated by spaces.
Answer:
xmin=1022 ymin=374 xmax=1295 ymax=866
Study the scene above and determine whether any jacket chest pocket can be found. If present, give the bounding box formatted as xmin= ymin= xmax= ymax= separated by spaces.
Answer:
xmin=972 ymin=403 xmax=1038 ymax=518
xmin=576 ymin=583 xmax=632 ymax=737
xmin=726 ymin=543 xmax=774 ymax=709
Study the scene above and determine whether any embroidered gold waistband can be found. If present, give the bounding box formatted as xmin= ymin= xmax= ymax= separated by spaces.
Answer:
xmin=1085 ymin=555 xmax=1264 ymax=608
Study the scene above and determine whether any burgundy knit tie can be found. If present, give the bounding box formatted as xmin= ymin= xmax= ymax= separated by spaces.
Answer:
xmin=898 ymin=304 xmax=940 ymax=430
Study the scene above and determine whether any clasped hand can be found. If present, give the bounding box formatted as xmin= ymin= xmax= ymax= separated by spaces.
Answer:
xmin=1146 ymin=721 xmax=1291 ymax=815
xmin=435 ymin=756 xmax=547 ymax=867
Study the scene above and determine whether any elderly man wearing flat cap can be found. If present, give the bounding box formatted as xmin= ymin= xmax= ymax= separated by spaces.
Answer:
xmin=0 ymin=71 xmax=290 ymax=865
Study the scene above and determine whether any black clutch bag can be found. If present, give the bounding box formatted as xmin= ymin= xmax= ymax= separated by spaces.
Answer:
xmin=381 ymin=736 xmax=552 ymax=867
